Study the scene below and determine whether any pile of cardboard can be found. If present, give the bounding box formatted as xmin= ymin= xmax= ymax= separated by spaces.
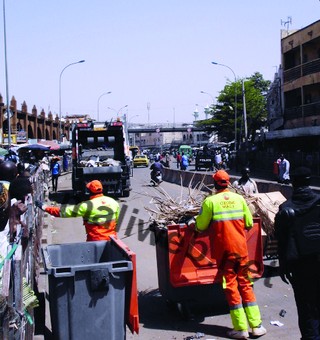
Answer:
xmin=247 ymin=191 xmax=286 ymax=236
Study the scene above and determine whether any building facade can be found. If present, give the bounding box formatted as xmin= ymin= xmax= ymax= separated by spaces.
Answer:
xmin=266 ymin=19 xmax=320 ymax=151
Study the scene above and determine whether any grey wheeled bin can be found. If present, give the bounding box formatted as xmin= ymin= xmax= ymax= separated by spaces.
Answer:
xmin=42 ymin=239 xmax=137 ymax=340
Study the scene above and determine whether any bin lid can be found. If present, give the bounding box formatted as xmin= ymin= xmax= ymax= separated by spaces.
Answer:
xmin=110 ymin=236 xmax=139 ymax=334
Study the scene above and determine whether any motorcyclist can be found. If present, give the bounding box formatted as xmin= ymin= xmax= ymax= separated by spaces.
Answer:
xmin=150 ymin=160 xmax=163 ymax=184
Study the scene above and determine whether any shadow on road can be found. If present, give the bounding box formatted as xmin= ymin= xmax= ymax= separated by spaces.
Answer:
xmin=138 ymin=288 xmax=230 ymax=338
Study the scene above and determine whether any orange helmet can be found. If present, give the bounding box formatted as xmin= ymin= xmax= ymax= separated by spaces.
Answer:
xmin=212 ymin=170 xmax=230 ymax=187
xmin=86 ymin=180 xmax=103 ymax=194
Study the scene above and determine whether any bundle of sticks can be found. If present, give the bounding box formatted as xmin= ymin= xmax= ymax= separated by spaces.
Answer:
xmin=146 ymin=174 xmax=281 ymax=237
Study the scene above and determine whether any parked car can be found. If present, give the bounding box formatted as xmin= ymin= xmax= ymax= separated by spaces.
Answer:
xmin=133 ymin=155 xmax=149 ymax=167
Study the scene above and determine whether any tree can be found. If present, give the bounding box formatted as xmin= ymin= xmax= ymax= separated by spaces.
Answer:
xmin=196 ymin=72 xmax=271 ymax=147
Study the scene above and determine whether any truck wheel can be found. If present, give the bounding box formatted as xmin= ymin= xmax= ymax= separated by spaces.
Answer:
xmin=122 ymin=190 xmax=130 ymax=197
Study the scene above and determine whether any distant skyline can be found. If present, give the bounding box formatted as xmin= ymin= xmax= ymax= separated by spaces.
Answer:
xmin=0 ymin=1 xmax=319 ymax=125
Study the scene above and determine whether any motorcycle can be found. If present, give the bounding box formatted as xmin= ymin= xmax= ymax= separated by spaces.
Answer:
xmin=150 ymin=170 xmax=162 ymax=186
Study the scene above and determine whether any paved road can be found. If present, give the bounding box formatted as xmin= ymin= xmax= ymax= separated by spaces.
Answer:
xmin=40 ymin=168 xmax=301 ymax=340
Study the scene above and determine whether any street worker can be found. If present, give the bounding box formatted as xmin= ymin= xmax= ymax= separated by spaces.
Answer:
xmin=275 ymin=166 xmax=320 ymax=339
xmin=232 ymin=167 xmax=258 ymax=195
xmin=35 ymin=180 xmax=120 ymax=241
xmin=194 ymin=170 xmax=266 ymax=339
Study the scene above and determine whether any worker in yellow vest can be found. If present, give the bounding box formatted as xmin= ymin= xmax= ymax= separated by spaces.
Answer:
xmin=35 ymin=180 xmax=120 ymax=241
xmin=195 ymin=170 xmax=266 ymax=339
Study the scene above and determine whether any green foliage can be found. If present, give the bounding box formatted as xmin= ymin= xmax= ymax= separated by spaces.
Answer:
xmin=196 ymin=72 xmax=271 ymax=146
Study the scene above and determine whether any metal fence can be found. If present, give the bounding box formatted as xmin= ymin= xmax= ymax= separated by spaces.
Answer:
xmin=0 ymin=166 xmax=46 ymax=339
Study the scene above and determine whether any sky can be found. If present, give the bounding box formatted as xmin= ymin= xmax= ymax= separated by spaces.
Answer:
xmin=0 ymin=1 xmax=319 ymax=126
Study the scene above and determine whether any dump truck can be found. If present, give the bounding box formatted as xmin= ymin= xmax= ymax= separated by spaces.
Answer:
xmin=71 ymin=119 xmax=132 ymax=200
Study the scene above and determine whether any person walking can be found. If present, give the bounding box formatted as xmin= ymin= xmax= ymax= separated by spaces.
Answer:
xmin=275 ymin=166 xmax=320 ymax=339
xmin=35 ymin=180 xmax=120 ymax=241
xmin=232 ymin=167 xmax=259 ymax=195
xmin=194 ymin=170 xmax=266 ymax=339
xmin=180 ymin=152 xmax=189 ymax=171
xmin=50 ymin=156 xmax=61 ymax=192
xmin=277 ymin=154 xmax=290 ymax=184
xmin=176 ymin=152 xmax=182 ymax=169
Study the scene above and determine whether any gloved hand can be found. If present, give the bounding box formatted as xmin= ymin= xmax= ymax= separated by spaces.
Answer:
xmin=187 ymin=218 xmax=196 ymax=230
xmin=35 ymin=200 xmax=47 ymax=211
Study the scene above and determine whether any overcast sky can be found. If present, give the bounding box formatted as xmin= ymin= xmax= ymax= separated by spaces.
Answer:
xmin=0 ymin=0 xmax=319 ymax=125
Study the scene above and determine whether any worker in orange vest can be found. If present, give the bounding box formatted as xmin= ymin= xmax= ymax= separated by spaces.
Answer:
xmin=35 ymin=180 xmax=120 ymax=241
xmin=195 ymin=170 xmax=266 ymax=339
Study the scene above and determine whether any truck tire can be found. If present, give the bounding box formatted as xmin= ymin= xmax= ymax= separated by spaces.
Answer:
xmin=122 ymin=190 xmax=130 ymax=197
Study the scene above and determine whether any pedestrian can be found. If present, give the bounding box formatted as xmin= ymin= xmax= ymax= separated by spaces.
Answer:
xmin=176 ymin=152 xmax=182 ymax=169
xmin=277 ymin=154 xmax=290 ymax=184
xmin=0 ymin=161 xmax=18 ymax=190
xmin=35 ymin=180 xmax=120 ymax=242
xmin=180 ymin=152 xmax=189 ymax=171
xmin=164 ymin=153 xmax=171 ymax=168
xmin=63 ymin=153 xmax=69 ymax=172
xmin=194 ymin=170 xmax=266 ymax=339
xmin=214 ymin=150 xmax=222 ymax=169
xmin=50 ymin=156 xmax=61 ymax=192
xmin=232 ymin=167 xmax=259 ymax=195
xmin=275 ymin=166 xmax=320 ymax=339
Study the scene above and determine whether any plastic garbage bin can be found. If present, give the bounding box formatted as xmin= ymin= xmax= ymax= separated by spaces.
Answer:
xmin=151 ymin=218 xmax=264 ymax=318
xmin=42 ymin=238 xmax=139 ymax=340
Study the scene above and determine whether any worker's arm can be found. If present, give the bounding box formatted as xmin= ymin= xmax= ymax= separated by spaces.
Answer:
xmin=242 ymin=198 xmax=253 ymax=229
xmin=195 ymin=198 xmax=213 ymax=232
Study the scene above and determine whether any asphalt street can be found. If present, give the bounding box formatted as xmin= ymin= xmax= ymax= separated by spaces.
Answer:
xmin=39 ymin=167 xmax=302 ymax=340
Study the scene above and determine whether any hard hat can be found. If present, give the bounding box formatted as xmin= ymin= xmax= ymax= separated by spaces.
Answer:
xmin=212 ymin=170 xmax=230 ymax=187
xmin=86 ymin=180 xmax=103 ymax=194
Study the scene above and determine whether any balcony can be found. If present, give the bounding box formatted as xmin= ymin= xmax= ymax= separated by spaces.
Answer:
xmin=284 ymin=58 xmax=320 ymax=83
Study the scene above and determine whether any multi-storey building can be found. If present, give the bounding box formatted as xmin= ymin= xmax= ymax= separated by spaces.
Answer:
xmin=267 ymin=19 xmax=320 ymax=151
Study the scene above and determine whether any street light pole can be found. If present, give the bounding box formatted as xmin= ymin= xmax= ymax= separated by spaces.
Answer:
xmin=59 ymin=59 xmax=85 ymax=140
xmin=2 ymin=0 xmax=11 ymax=146
xmin=200 ymin=91 xmax=215 ymax=120
xmin=97 ymin=91 xmax=112 ymax=121
xmin=127 ymin=114 xmax=139 ymax=146
xmin=200 ymin=90 xmax=214 ymax=104
xmin=211 ymin=61 xmax=238 ymax=151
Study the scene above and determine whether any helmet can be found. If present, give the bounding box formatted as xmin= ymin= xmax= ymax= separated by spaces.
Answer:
xmin=0 ymin=161 xmax=18 ymax=182
xmin=212 ymin=170 xmax=230 ymax=187
xmin=86 ymin=180 xmax=103 ymax=194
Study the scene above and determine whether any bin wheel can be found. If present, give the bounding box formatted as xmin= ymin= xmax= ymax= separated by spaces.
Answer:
xmin=176 ymin=302 xmax=195 ymax=321
xmin=165 ymin=299 xmax=177 ymax=311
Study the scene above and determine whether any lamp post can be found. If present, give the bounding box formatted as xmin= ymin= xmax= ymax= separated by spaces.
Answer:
xmin=200 ymin=91 xmax=214 ymax=119
xmin=59 ymin=59 xmax=85 ymax=140
xmin=127 ymin=114 xmax=139 ymax=145
xmin=97 ymin=91 xmax=112 ymax=121
xmin=200 ymin=90 xmax=214 ymax=103
xmin=2 ymin=0 xmax=10 ymax=146
xmin=211 ymin=61 xmax=238 ymax=151
xmin=107 ymin=104 xmax=128 ymax=117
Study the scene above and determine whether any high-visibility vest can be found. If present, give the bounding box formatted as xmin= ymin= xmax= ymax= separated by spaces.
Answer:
xmin=196 ymin=189 xmax=253 ymax=264
xmin=46 ymin=194 xmax=120 ymax=241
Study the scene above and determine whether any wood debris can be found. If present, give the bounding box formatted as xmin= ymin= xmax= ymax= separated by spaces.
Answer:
xmin=146 ymin=173 xmax=284 ymax=237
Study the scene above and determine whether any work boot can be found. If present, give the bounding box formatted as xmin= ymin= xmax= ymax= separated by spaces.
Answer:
xmin=226 ymin=329 xmax=249 ymax=339
xmin=251 ymin=324 xmax=267 ymax=337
